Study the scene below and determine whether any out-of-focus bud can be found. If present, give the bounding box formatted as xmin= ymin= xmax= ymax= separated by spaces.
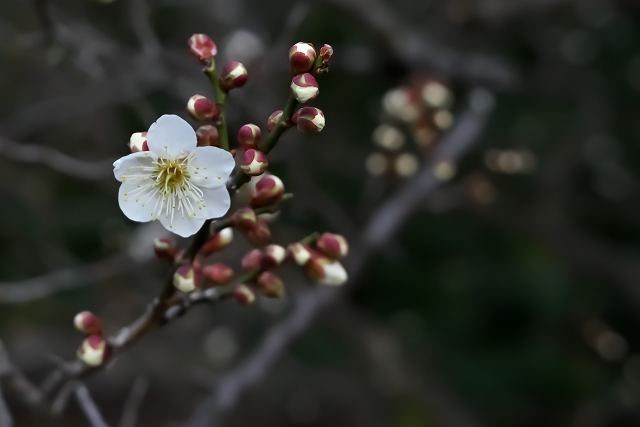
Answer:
xmin=292 ymin=107 xmax=325 ymax=133
xmin=237 ymin=124 xmax=261 ymax=149
xmin=233 ymin=284 xmax=256 ymax=305
xmin=129 ymin=132 xmax=148 ymax=152
xmin=263 ymin=244 xmax=286 ymax=267
xmin=201 ymin=227 xmax=234 ymax=256
xmin=187 ymin=94 xmax=219 ymax=121
xmin=315 ymin=44 xmax=333 ymax=74
xmin=77 ymin=335 xmax=109 ymax=367
xmin=153 ymin=237 xmax=178 ymax=261
xmin=288 ymin=243 xmax=312 ymax=266
xmin=73 ymin=311 xmax=102 ymax=335
xmin=291 ymin=73 xmax=319 ymax=103
xmin=250 ymin=174 xmax=284 ymax=208
xmin=231 ymin=207 xmax=258 ymax=231
xmin=246 ymin=219 xmax=271 ymax=245
xmin=188 ymin=33 xmax=217 ymax=63
xmin=306 ymin=257 xmax=348 ymax=286
xmin=316 ymin=233 xmax=349 ymax=259
xmin=219 ymin=61 xmax=248 ymax=91
xmin=240 ymin=149 xmax=268 ymax=176
xmin=173 ymin=264 xmax=200 ymax=293
xmin=267 ymin=110 xmax=284 ymax=132
xmin=256 ymin=271 xmax=284 ymax=298
xmin=196 ymin=125 xmax=220 ymax=147
xmin=202 ymin=263 xmax=234 ymax=285
xmin=241 ymin=249 xmax=264 ymax=271
xmin=289 ymin=42 xmax=316 ymax=74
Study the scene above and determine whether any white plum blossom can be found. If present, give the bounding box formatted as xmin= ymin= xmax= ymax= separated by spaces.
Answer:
xmin=113 ymin=115 xmax=235 ymax=237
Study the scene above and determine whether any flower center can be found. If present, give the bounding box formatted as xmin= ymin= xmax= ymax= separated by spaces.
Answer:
xmin=154 ymin=158 xmax=189 ymax=195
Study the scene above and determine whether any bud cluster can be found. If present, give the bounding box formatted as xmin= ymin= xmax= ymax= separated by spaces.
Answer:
xmin=287 ymin=232 xmax=349 ymax=286
xmin=73 ymin=311 xmax=110 ymax=367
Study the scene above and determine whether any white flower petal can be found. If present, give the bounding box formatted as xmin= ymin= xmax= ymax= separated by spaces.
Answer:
xmin=197 ymin=186 xmax=231 ymax=219
xmin=188 ymin=146 xmax=236 ymax=188
xmin=158 ymin=214 xmax=206 ymax=238
xmin=113 ymin=151 xmax=156 ymax=182
xmin=118 ymin=182 xmax=160 ymax=222
xmin=147 ymin=115 xmax=197 ymax=159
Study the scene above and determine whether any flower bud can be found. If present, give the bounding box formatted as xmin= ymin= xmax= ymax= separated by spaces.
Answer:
xmin=250 ymin=174 xmax=285 ymax=208
xmin=246 ymin=219 xmax=271 ymax=245
xmin=231 ymin=207 xmax=258 ymax=231
xmin=188 ymin=94 xmax=219 ymax=121
xmin=219 ymin=61 xmax=248 ymax=91
xmin=306 ymin=257 xmax=348 ymax=286
xmin=201 ymin=227 xmax=234 ymax=256
xmin=173 ymin=264 xmax=200 ymax=293
xmin=77 ymin=335 xmax=109 ymax=367
xmin=289 ymin=42 xmax=316 ymax=74
xmin=316 ymin=233 xmax=349 ymax=259
xmin=316 ymin=44 xmax=333 ymax=74
xmin=237 ymin=124 xmax=261 ymax=149
xmin=73 ymin=311 xmax=102 ymax=335
xmin=188 ymin=33 xmax=217 ymax=63
xmin=202 ymin=263 xmax=234 ymax=285
xmin=267 ymin=110 xmax=284 ymax=132
xmin=241 ymin=249 xmax=264 ymax=271
xmin=196 ymin=125 xmax=220 ymax=147
xmin=290 ymin=73 xmax=319 ymax=103
xmin=153 ymin=237 xmax=178 ymax=261
xmin=288 ymin=243 xmax=312 ymax=266
xmin=263 ymin=244 xmax=286 ymax=267
xmin=233 ymin=284 xmax=256 ymax=305
xmin=256 ymin=271 xmax=284 ymax=298
xmin=129 ymin=132 xmax=148 ymax=152
xmin=240 ymin=149 xmax=268 ymax=176
xmin=292 ymin=107 xmax=325 ymax=133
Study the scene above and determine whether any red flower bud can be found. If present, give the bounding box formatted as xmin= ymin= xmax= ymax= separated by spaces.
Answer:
xmin=129 ymin=132 xmax=148 ymax=153
xmin=231 ymin=207 xmax=258 ymax=231
xmin=153 ymin=237 xmax=178 ymax=261
xmin=306 ymin=256 xmax=348 ymax=286
xmin=240 ymin=149 xmax=268 ymax=176
xmin=202 ymin=263 xmax=234 ymax=285
xmin=241 ymin=249 xmax=264 ymax=271
xmin=316 ymin=44 xmax=333 ymax=74
xmin=173 ymin=264 xmax=201 ymax=293
xmin=267 ymin=110 xmax=284 ymax=132
xmin=291 ymin=73 xmax=319 ymax=103
xmin=188 ymin=94 xmax=220 ymax=121
xmin=201 ymin=227 xmax=234 ymax=256
xmin=289 ymin=42 xmax=316 ymax=74
xmin=288 ymin=243 xmax=312 ymax=266
xmin=292 ymin=107 xmax=325 ymax=133
xmin=246 ymin=219 xmax=271 ymax=245
xmin=188 ymin=33 xmax=217 ymax=63
xmin=77 ymin=335 xmax=109 ymax=367
xmin=316 ymin=232 xmax=349 ymax=259
xmin=73 ymin=311 xmax=102 ymax=335
xmin=219 ymin=61 xmax=248 ymax=91
xmin=263 ymin=244 xmax=286 ymax=268
xmin=237 ymin=124 xmax=262 ymax=149
xmin=233 ymin=284 xmax=256 ymax=305
xmin=251 ymin=174 xmax=284 ymax=208
xmin=196 ymin=125 xmax=220 ymax=147
xmin=256 ymin=271 xmax=284 ymax=298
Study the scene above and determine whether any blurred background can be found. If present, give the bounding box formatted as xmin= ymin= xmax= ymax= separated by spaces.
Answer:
xmin=1 ymin=0 xmax=640 ymax=426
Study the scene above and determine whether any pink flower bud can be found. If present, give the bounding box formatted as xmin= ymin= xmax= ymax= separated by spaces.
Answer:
xmin=316 ymin=233 xmax=349 ymax=259
xmin=219 ymin=61 xmax=248 ymax=91
xmin=233 ymin=284 xmax=256 ymax=305
xmin=250 ymin=174 xmax=285 ymax=208
xmin=201 ymin=227 xmax=234 ymax=256
xmin=73 ymin=311 xmax=102 ymax=335
xmin=202 ymin=263 xmax=234 ymax=285
xmin=196 ymin=125 xmax=220 ymax=147
xmin=287 ymin=243 xmax=312 ymax=266
xmin=231 ymin=207 xmax=258 ymax=231
xmin=289 ymin=42 xmax=317 ymax=74
xmin=173 ymin=264 xmax=201 ymax=293
xmin=267 ymin=110 xmax=284 ymax=132
xmin=291 ymin=73 xmax=319 ymax=103
xmin=306 ymin=256 xmax=348 ymax=286
xmin=77 ymin=335 xmax=109 ymax=367
xmin=292 ymin=107 xmax=325 ymax=133
xmin=241 ymin=249 xmax=264 ymax=271
xmin=316 ymin=44 xmax=333 ymax=74
xmin=188 ymin=94 xmax=220 ymax=121
xmin=256 ymin=271 xmax=284 ymax=298
xmin=237 ymin=124 xmax=262 ymax=149
xmin=129 ymin=132 xmax=148 ymax=152
xmin=246 ymin=219 xmax=271 ymax=245
xmin=263 ymin=244 xmax=286 ymax=268
xmin=240 ymin=149 xmax=268 ymax=176
xmin=153 ymin=237 xmax=178 ymax=261
xmin=188 ymin=33 xmax=218 ymax=63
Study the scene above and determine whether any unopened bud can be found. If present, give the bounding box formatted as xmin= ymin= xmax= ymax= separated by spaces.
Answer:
xmin=202 ymin=263 xmax=234 ymax=285
xmin=73 ymin=311 xmax=102 ymax=335
xmin=251 ymin=174 xmax=284 ymax=208
xmin=188 ymin=33 xmax=217 ymax=63
xmin=267 ymin=110 xmax=284 ymax=132
xmin=233 ymin=284 xmax=256 ymax=305
xmin=246 ymin=219 xmax=271 ymax=245
xmin=237 ymin=124 xmax=261 ymax=149
xmin=188 ymin=94 xmax=219 ymax=121
xmin=256 ymin=271 xmax=284 ymax=298
xmin=173 ymin=264 xmax=200 ymax=293
xmin=231 ymin=207 xmax=257 ymax=231
xmin=77 ymin=335 xmax=109 ymax=367
xmin=263 ymin=244 xmax=286 ymax=267
xmin=316 ymin=44 xmax=333 ymax=74
xmin=289 ymin=42 xmax=316 ymax=74
xmin=153 ymin=237 xmax=178 ymax=261
xmin=201 ymin=227 xmax=234 ymax=256
xmin=196 ymin=125 xmax=220 ymax=147
xmin=291 ymin=73 xmax=319 ymax=103
xmin=241 ymin=249 xmax=264 ymax=271
xmin=292 ymin=107 xmax=325 ymax=133
xmin=316 ymin=233 xmax=349 ymax=259
xmin=306 ymin=257 xmax=348 ymax=286
xmin=288 ymin=243 xmax=312 ymax=266
xmin=240 ymin=149 xmax=268 ymax=176
xmin=219 ymin=61 xmax=248 ymax=91
xmin=129 ymin=132 xmax=148 ymax=152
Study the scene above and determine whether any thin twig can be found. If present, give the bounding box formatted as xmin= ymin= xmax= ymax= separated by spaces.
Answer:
xmin=119 ymin=378 xmax=149 ymax=427
xmin=75 ymin=383 xmax=111 ymax=427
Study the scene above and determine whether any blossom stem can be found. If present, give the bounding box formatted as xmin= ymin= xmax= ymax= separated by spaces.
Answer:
xmin=203 ymin=61 xmax=230 ymax=151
